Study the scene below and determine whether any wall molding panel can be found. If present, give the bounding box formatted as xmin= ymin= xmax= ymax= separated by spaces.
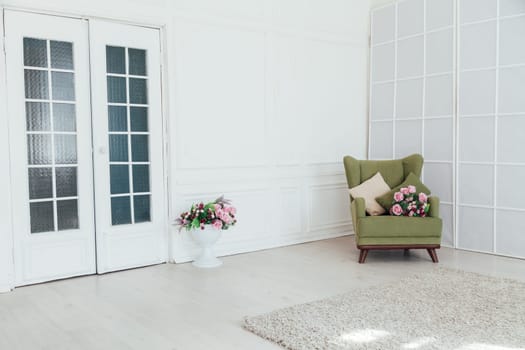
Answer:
xmin=166 ymin=1 xmax=368 ymax=262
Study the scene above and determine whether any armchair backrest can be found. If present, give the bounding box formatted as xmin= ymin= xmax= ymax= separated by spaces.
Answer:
xmin=343 ymin=154 xmax=424 ymax=191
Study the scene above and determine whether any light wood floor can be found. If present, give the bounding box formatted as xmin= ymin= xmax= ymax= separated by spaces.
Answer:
xmin=1 ymin=236 xmax=524 ymax=350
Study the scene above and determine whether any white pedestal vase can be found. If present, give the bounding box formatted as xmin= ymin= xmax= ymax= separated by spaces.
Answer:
xmin=191 ymin=226 xmax=223 ymax=268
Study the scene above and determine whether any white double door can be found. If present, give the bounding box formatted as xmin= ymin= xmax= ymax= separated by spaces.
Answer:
xmin=5 ymin=11 xmax=167 ymax=286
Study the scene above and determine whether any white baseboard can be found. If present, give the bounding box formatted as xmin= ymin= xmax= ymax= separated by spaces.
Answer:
xmin=0 ymin=285 xmax=13 ymax=293
xmin=172 ymin=229 xmax=354 ymax=264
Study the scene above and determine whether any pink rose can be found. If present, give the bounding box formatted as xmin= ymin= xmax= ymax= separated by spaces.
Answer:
xmin=214 ymin=204 xmax=222 ymax=211
xmin=212 ymin=219 xmax=223 ymax=230
xmin=393 ymin=192 xmax=404 ymax=202
xmin=225 ymin=206 xmax=237 ymax=215
xmin=408 ymin=185 xmax=416 ymax=194
xmin=419 ymin=193 xmax=428 ymax=203
xmin=219 ymin=212 xmax=232 ymax=224
xmin=400 ymin=187 xmax=409 ymax=195
xmin=391 ymin=204 xmax=403 ymax=216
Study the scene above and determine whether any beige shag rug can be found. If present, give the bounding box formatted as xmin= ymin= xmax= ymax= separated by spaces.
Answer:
xmin=243 ymin=268 xmax=525 ymax=350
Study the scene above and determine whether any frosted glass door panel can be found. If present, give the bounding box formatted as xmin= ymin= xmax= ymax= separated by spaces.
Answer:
xmin=458 ymin=164 xmax=494 ymax=206
xmin=457 ymin=206 xmax=494 ymax=252
xmin=440 ymin=204 xmax=454 ymax=247
xmin=459 ymin=21 xmax=497 ymax=70
xmin=426 ymin=29 xmax=454 ymax=74
xmin=423 ymin=163 xmax=453 ymax=203
xmin=369 ymin=122 xmax=393 ymax=159
xmin=498 ymin=66 xmax=525 ymax=113
xmin=426 ymin=0 xmax=454 ymax=30
xmin=458 ymin=116 xmax=495 ymax=162
xmin=395 ymin=120 xmax=422 ymax=158
xmin=397 ymin=0 xmax=424 ymax=37
xmin=6 ymin=10 xmax=96 ymax=286
xmin=499 ymin=16 xmax=525 ymax=65
xmin=496 ymin=166 xmax=525 ymax=210
xmin=459 ymin=0 xmax=497 ymax=24
xmin=370 ymin=83 xmax=394 ymax=120
xmin=459 ymin=70 xmax=496 ymax=115
xmin=371 ymin=43 xmax=395 ymax=82
xmin=496 ymin=210 xmax=525 ymax=257
xmin=396 ymin=78 xmax=423 ymax=118
xmin=424 ymin=118 xmax=453 ymax=161
xmin=425 ymin=74 xmax=453 ymax=116
xmin=371 ymin=5 xmax=395 ymax=45
xmin=497 ymin=116 xmax=525 ymax=163
xmin=396 ymin=36 xmax=424 ymax=79
xmin=500 ymin=0 xmax=525 ymax=16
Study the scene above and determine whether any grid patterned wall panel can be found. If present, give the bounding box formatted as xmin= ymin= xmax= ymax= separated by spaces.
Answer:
xmin=458 ymin=0 xmax=525 ymax=258
xmin=370 ymin=0 xmax=525 ymax=259
xmin=369 ymin=0 xmax=456 ymax=247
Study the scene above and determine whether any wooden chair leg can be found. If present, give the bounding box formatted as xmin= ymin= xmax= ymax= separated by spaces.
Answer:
xmin=427 ymin=248 xmax=439 ymax=263
xmin=403 ymin=248 xmax=410 ymax=256
xmin=358 ymin=249 xmax=369 ymax=264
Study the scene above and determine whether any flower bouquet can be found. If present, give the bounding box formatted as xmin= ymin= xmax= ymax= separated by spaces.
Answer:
xmin=174 ymin=196 xmax=237 ymax=268
xmin=390 ymin=185 xmax=430 ymax=217
xmin=174 ymin=196 xmax=237 ymax=232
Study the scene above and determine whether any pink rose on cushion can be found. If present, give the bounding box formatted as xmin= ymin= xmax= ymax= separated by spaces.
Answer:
xmin=394 ymin=192 xmax=404 ymax=202
xmin=400 ymin=187 xmax=409 ymax=195
xmin=408 ymin=185 xmax=416 ymax=194
xmin=212 ymin=219 xmax=223 ymax=230
xmin=419 ymin=193 xmax=428 ymax=203
xmin=391 ymin=204 xmax=403 ymax=216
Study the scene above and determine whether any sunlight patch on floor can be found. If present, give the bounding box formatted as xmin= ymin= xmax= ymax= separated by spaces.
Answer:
xmin=455 ymin=344 xmax=525 ymax=350
xmin=402 ymin=337 xmax=437 ymax=349
xmin=335 ymin=329 xmax=390 ymax=344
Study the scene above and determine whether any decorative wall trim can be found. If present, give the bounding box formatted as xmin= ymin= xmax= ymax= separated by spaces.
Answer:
xmin=172 ymin=228 xmax=353 ymax=264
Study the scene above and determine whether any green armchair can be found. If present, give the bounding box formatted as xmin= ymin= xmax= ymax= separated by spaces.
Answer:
xmin=343 ymin=154 xmax=442 ymax=264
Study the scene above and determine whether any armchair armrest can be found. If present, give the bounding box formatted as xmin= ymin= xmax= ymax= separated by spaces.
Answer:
xmin=351 ymin=197 xmax=366 ymax=219
xmin=428 ymin=196 xmax=440 ymax=218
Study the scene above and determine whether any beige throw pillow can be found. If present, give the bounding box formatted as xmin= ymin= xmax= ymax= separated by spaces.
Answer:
xmin=348 ymin=172 xmax=390 ymax=216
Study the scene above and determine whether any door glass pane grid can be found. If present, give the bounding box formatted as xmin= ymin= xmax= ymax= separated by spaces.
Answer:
xmin=24 ymin=37 xmax=79 ymax=233
xmin=107 ymin=46 xmax=151 ymax=226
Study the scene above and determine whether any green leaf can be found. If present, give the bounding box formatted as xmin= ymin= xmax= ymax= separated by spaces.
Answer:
xmin=191 ymin=218 xmax=200 ymax=229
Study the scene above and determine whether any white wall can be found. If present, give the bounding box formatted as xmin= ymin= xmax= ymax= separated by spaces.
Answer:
xmin=0 ymin=0 xmax=370 ymax=289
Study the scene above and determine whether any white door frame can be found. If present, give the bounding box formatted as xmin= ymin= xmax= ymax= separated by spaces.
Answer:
xmin=0 ymin=7 xmax=171 ymax=291
xmin=0 ymin=9 xmax=15 ymax=293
